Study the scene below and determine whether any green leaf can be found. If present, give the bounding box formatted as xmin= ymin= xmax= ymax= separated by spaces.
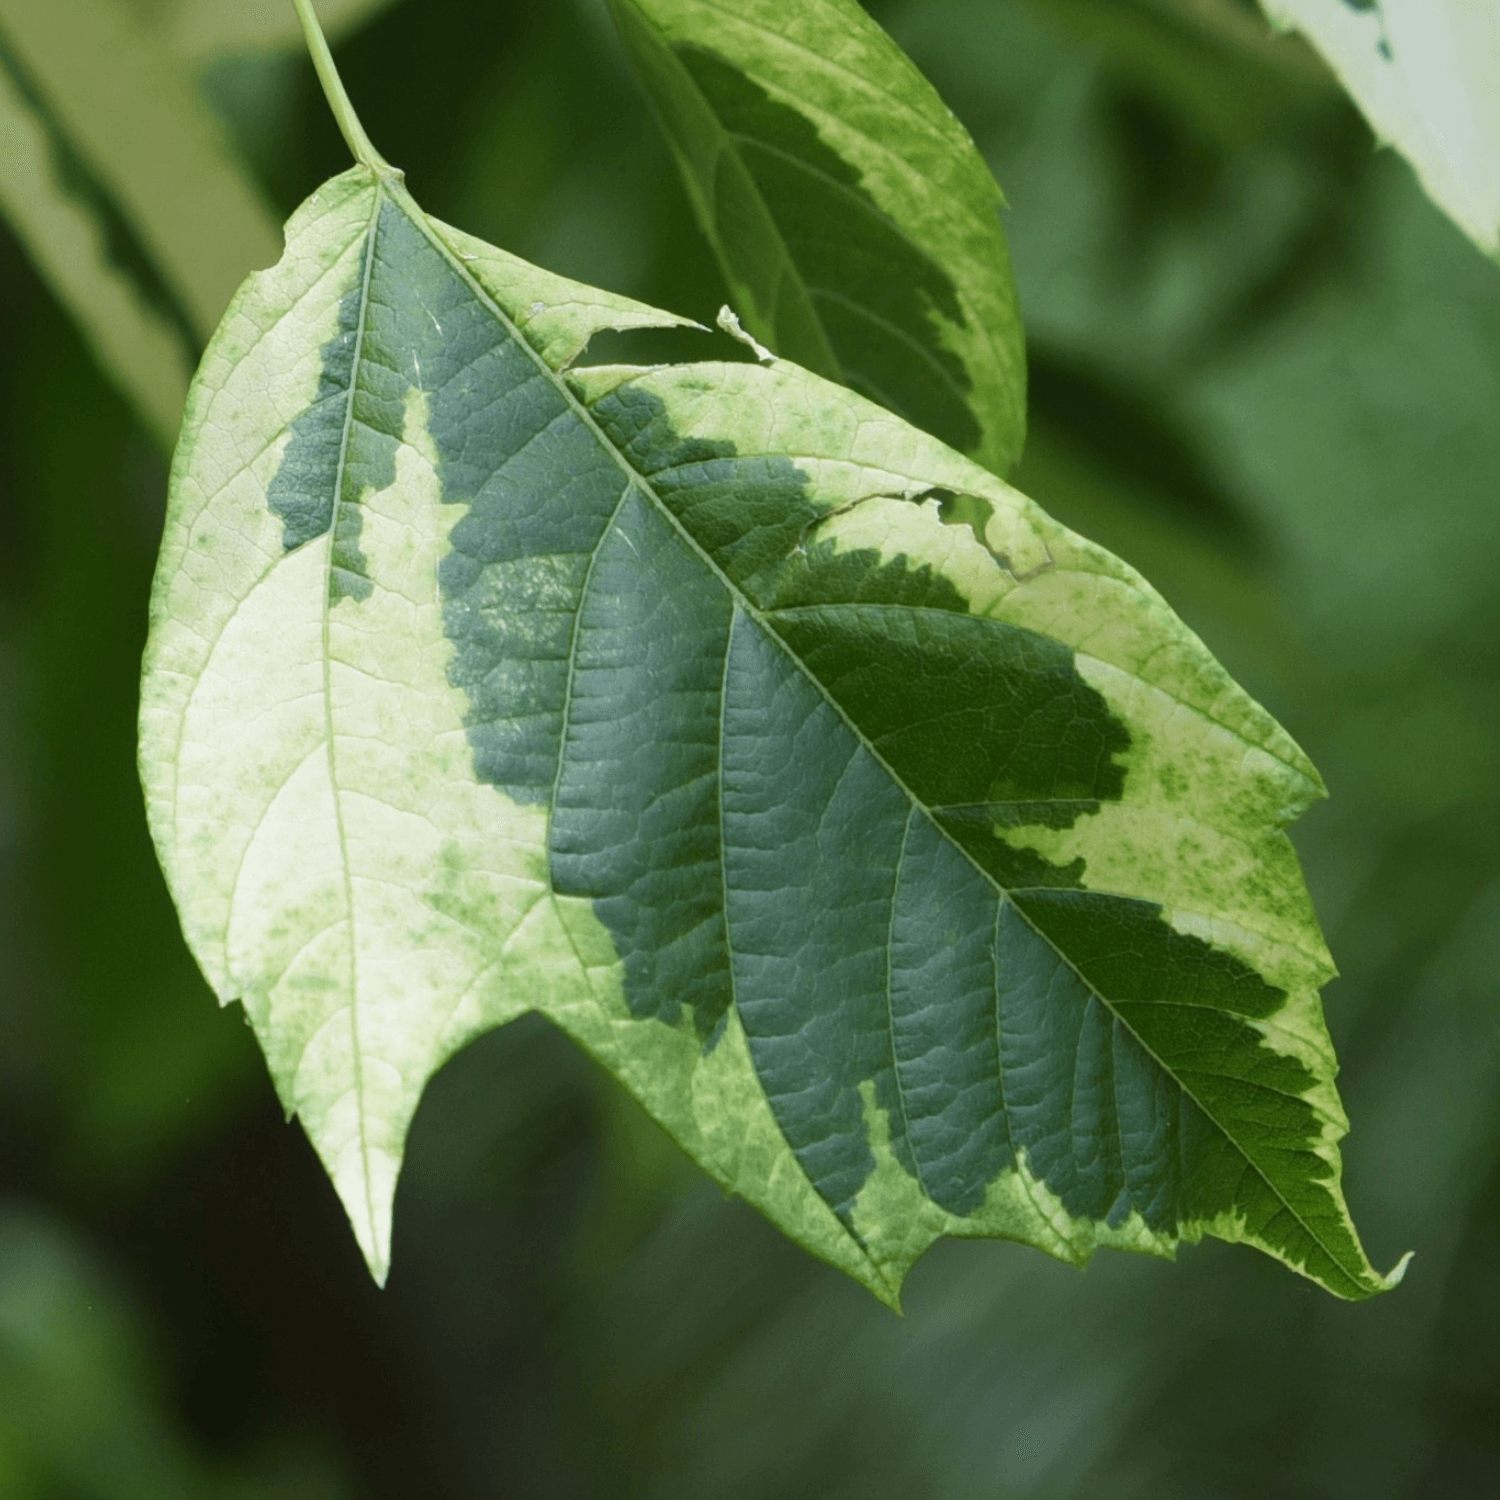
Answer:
xmin=1027 ymin=0 xmax=1337 ymax=145
xmin=139 ymin=165 xmax=1403 ymax=1302
xmin=607 ymin=0 xmax=1026 ymax=476
xmin=0 ymin=0 xmax=283 ymax=342
xmin=0 ymin=48 xmax=191 ymax=443
xmin=1259 ymin=0 xmax=1500 ymax=259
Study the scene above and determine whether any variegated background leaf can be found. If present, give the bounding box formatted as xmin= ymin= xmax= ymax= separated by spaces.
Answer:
xmin=609 ymin=0 xmax=1027 ymax=476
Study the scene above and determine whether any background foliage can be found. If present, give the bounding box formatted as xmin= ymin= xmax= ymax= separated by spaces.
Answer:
xmin=1 ymin=0 xmax=1498 ymax=1494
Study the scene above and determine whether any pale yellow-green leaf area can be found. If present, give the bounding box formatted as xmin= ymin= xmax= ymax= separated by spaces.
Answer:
xmin=142 ymin=172 xmax=373 ymax=911
xmin=139 ymin=175 xmax=558 ymax=1278
xmin=152 ymin=341 xmax=572 ymax=1279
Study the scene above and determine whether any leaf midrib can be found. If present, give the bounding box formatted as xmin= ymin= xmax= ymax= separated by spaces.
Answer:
xmin=359 ymin=179 xmax=1363 ymax=1292
xmin=319 ymin=176 xmax=385 ymax=1261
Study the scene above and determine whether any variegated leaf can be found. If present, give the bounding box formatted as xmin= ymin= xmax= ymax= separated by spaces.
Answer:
xmin=139 ymin=165 xmax=1402 ymax=1301
xmin=608 ymin=0 xmax=1026 ymax=477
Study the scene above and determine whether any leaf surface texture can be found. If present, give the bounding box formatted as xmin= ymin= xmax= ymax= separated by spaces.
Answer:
xmin=139 ymin=166 xmax=1398 ymax=1301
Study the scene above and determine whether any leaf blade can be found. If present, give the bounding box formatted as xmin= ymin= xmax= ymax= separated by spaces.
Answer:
xmin=141 ymin=168 xmax=1400 ymax=1300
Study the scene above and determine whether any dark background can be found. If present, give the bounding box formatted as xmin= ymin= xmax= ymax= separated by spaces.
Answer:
xmin=2 ymin=1 xmax=1499 ymax=1495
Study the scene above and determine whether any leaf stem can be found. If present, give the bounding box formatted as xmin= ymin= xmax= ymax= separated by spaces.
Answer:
xmin=291 ymin=0 xmax=400 ymax=178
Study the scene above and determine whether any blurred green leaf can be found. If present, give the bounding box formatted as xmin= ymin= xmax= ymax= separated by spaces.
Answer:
xmin=0 ymin=0 xmax=283 ymax=342
xmin=0 ymin=53 xmax=191 ymax=443
xmin=1026 ymin=0 xmax=1335 ymax=145
xmin=154 ymin=0 xmax=403 ymax=62
xmin=0 ymin=1201 xmax=209 ymax=1500
xmin=0 ymin=1201 xmax=350 ymax=1500
xmin=1260 ymin=0 xmax=1500 ymax=258
xmin=607 ymin=0 xmax=1026 ymax=475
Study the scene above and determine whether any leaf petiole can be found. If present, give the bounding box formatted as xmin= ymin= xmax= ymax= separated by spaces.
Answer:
xmin=290 ymin=0 xmax=400 ymax=179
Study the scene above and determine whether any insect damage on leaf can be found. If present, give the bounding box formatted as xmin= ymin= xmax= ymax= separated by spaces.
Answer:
xmin=139 ymin=158 xmax=1404 ymax=1304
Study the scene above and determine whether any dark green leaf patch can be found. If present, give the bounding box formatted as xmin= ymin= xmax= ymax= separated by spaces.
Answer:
xmin=887 ymin=813 xmax=1014 ymax=1214
xmin=550 ymin=491 xmax=735 ymax=1040
xmin=266 ymin=229 xmax=375 ymax=599
xmin=767 ymin=603 xmax=1128 ymax=808
xmin=721 ymin=613 xmax=909 ymax=1220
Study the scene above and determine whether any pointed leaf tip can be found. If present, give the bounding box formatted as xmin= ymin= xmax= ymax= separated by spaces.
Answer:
xmin=332 ymin=1138 xmax=398 ymax=1286
xmin=1383 ymin=1251 xmax=1415 ymax=1290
